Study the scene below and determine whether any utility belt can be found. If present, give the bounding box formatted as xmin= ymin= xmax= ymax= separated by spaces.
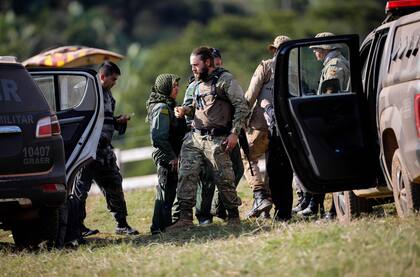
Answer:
xmin=192 ymin=127 xmax=230 ymax=137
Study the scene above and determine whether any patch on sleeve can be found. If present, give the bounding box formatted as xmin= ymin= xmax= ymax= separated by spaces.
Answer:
xmin=325 ymin=66 xmax=338 ymax=78
xmin=160 ymin=108 xmax=169 ymax=115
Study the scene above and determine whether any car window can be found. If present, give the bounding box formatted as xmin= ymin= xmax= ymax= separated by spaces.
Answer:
xmin=288 ymin=48 xmax=300 ymax=97
xmin=32 ymin=75 xmax=56 ymax=111
xmin=360 ymin=40 xmax=373 ymax=92
xmin=32 ymin=74 xmax=88 ymax=112
xmin=58 ymin=75 xmax=87 ymax=110
xmin=0 ymin=64 xmax=49 ymax=112
xmin=289 ymin=42 xmax=352 ymax=97
xmin=367 ymin=31 xmax=388 ymax=98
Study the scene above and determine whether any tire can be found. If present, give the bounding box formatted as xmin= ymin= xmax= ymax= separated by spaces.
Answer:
xmin=12 ymin=220 xmax=41 ymax=248
xmin=391 ymin=149 xmax=420 ymax=217
xmin=333 ymin=191 xmax=371 ymax=223
xmin=12 ymin=207 xmax=59 ymax=249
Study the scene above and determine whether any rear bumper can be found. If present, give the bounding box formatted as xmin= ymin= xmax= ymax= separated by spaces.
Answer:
xmin=0 ymin=163 xmax=66 ymax=223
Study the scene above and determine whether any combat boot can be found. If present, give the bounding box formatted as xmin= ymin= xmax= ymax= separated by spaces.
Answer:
xmin=297 ymin=203 xmax=318 ymax=217
xmin=297 ymin=193 xmax=324 ymax=217
xmin=81 ymin=223 xmax=100 ymax=237
xmin=323 ymin=211 xmax=336 ymax=221
xmin=116 ymin=225 xmax=139 ymax=235
xmin=227 ymin=208 xmax=241 ymax=225
xmin=166 ymin=211 xmax=194 ymax=231
xmin=322 ymin=201 xmax=336 ymax=221
xmin=246 ymin=190 xmax=273 ymax=218
xmin=115 ymin=218 xmax=139 ymax=235
xmin=166 ymin=219 xmax=194 ymax=230
xmin=198 ymin=217 xmax=213 ymax=226
xmin=260 ymin=210 xmax=271 ymax=219
xmin=292 ymin=192 xmax=311 ymax=213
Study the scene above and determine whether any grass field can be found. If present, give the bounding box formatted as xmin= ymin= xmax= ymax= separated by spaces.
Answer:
xmin=0 ymin=182 xmax=419 ymax=277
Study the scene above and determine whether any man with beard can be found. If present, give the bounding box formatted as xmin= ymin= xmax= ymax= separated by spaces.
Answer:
xmin=169 ymin=46 xmax=249 ymax=229
xmin=183 ymin=48 xmax=244 ymax=225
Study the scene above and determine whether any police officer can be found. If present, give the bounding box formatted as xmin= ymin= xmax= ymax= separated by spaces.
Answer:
xmin=169 ymin=46 xmax=249 ymax=229
xmin=295 ymin=32 xmax=350 ymax=218
xmin=183 ymin=48 xmax=244 ymax=225
xmin=244 ymin=35 xmax=291 ymax=219
xmin=147 ymin=74 xmax=187 ymax=234
xmin=75 ymin=61 xmax=138 ymax=235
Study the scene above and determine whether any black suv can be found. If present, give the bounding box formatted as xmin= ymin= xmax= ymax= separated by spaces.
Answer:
xmin=0 ymin=57 xmax=104 ymax=247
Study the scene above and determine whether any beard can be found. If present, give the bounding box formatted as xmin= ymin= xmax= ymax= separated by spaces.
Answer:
xmin=198 ymin=66 xmax=209 ymax=81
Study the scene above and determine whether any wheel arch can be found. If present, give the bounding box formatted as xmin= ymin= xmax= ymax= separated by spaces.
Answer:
xmin=382 ymin=128 xmax=399 ymax=187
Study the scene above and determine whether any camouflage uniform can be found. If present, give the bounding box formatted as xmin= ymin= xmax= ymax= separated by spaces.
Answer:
xmin=177 ymin=68 xmax=249 ymax=221
xmin=317 ymin=50 xmax=350 ymax=94
xmin=243 ymin=35 xmax=292 ymax=219
xmin=243 ymin=59 xmax=273 ymax=193
xmin=75 ymin=87 xmax=129 ymax=227
xmin=183 ymin=79 xmax=244 ymax=222
xmin=147 ymin=74 xmax=186 ymax=233
xmin=258 ymin=55 xmax=294 ymax=221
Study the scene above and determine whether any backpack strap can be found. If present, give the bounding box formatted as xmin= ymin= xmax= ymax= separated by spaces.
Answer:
xmin=194 ymin=68 xmax=231 ymax=109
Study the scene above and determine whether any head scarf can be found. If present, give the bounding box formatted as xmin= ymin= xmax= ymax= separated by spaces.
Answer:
xmin=146 ymin=74 xmax=180 ymax=122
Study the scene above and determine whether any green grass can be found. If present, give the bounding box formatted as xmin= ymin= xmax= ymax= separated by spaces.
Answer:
xmin=0 ymin=182 xmax=419 ymax=276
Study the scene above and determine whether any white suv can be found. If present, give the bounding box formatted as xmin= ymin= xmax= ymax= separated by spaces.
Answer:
xmin=272 ymin=0 xmax=420 ymax=222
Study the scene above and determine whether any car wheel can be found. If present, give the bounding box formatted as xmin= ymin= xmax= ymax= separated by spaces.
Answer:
xmin=333 ymin=191 xmax=371 ymax=223
xmin=39 ymin=207 xmax=59 ymax=247
xmin=12 ymin=207 xmax=59 ymax=249
xmin=12 ymin=220 xmax=41 ymax=248
xmin=391 ymin=149 xmax=420 ymax=217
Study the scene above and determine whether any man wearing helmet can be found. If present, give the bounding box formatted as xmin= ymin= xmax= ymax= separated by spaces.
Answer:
xmin=310 ymin=32 xmax=351 ymax=94
xmin=245 ymin=35 xmax=294 ymax=221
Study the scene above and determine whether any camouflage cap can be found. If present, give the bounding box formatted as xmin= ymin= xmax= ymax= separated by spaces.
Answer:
xmin=309 ymin=32 xmax=342 ymax=50
xmin=154 ymin=73 xmax=180 ymax=96
xmin=267 ymin=35 xmax=291 ymax=51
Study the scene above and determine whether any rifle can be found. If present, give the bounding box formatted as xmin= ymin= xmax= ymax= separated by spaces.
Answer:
xmin=238 ymin=128 xmax=254 ymax=176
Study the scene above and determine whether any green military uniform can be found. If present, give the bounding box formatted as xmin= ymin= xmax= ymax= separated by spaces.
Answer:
xmin=183 ymin=79 xmax=244 ymax=222
xmin=177 ymin=68 xmax=249 ymax=221
xmin=147 ymin=74 xmax=186 ymax=234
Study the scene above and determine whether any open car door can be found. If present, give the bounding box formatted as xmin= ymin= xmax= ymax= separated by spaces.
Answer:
xmin=273 ymin=35 xmax=378 ymax=193
xmin=28 ymin=68 xmax=104 ymax=190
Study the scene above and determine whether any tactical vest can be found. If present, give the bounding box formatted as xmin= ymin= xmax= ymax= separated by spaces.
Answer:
xmin=248 ymin=60 xmax=275 ymax=131
xmin=193 ymin=70 xmax=233 ymax=132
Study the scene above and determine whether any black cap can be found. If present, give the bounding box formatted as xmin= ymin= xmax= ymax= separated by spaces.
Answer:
xmin=211 ymin=48 xmax=222 ymax=59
